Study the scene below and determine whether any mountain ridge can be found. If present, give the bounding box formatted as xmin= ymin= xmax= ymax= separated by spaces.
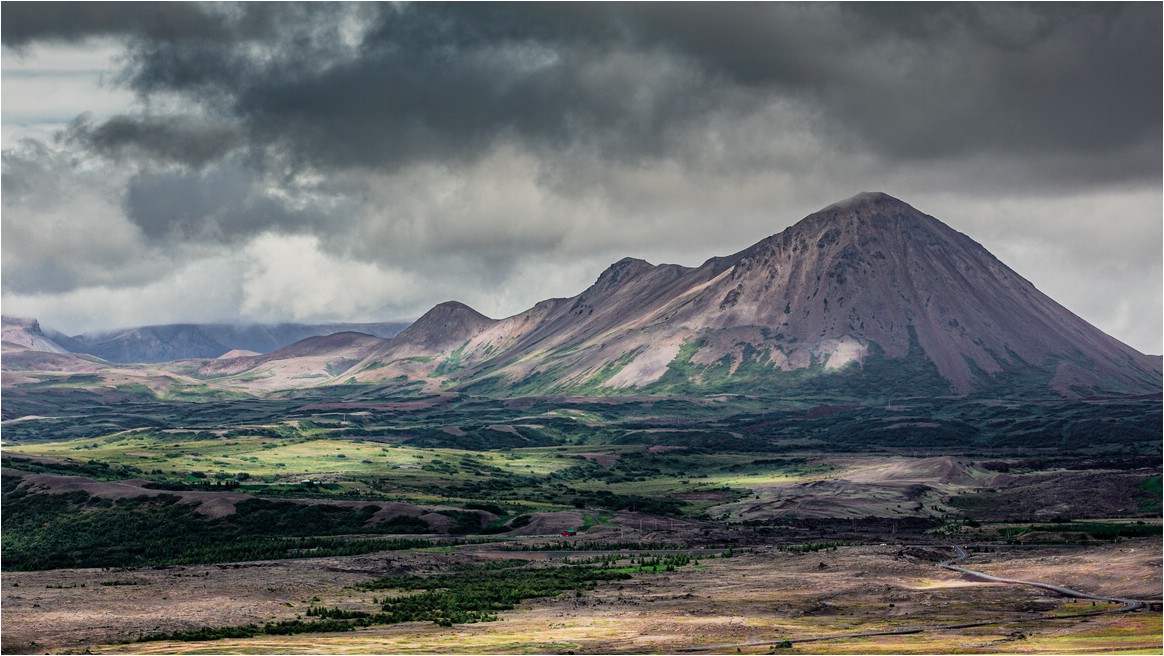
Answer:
xmin=338 ymin=192 xmax=1160 ymax=398
xmin=15 ymin=320 xmax=410 ymax=363
xmin=4 ymin=193 xmax=1158 ymax=400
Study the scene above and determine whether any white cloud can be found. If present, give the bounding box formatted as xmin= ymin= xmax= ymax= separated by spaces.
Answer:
xmin=239 ymin=233 xmax=422 ymax=324
xmin=1 ymin=40 xmax=136 ymax=148
xmin=1 ymin=139 xmax=167 ymax=293
xmin=2 ymin=253 xmax=247 ymax=335
xmin=911 ymin=187 xmax=1163 ymax=354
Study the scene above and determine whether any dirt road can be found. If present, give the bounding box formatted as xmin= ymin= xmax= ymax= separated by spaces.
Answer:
xmin=679 ymin=544 xmax=1153 ymax=652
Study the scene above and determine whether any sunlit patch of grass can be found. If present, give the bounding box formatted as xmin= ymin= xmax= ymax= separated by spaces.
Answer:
xmin=474 ymin=449 xmax=577 ymax=476
xmin=702 ymin=472 xmax=804 ymax=487
xmin=1013 ymin=612 xmax=1163 ymax=653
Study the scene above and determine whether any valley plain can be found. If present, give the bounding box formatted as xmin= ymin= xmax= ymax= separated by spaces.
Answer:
xmin=3 ymin=0 xmax=1162 ymax=651
xmin=2 ymin=389 xmax=1161 ymax=654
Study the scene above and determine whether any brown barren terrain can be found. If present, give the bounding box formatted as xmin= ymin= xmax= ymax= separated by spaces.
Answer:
xmin=3 ymin=540 xmax=1158 ymax=654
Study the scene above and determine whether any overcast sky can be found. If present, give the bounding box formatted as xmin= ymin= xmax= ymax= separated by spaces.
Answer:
xmin=2 ymin=2 xmax=1161 ymax=353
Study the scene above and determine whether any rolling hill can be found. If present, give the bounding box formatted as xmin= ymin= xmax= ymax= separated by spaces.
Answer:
xmin=57 ymin=321 xmax=409 ymax=363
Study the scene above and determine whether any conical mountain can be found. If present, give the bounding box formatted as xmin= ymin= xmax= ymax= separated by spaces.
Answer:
xmin=346 ymin=193 xmax=1161 ymax=398
xmin=389 ymin=301 xmax=497 ymax=351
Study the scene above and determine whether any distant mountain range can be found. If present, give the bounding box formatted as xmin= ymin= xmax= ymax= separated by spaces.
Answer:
xmin=2 ymin=318 xmax=408 ymax=363
xmin=4 ymin=193 xmax=1160 ymax=399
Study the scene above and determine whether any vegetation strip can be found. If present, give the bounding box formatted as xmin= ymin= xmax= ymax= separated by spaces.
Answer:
xmin=1 ymin=471 xmax=501 ymax=570
xmin=137 ymin=554 xmax=696 ymax=642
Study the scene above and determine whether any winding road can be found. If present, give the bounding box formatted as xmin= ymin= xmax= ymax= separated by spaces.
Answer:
xmin=678 ymin=545 xmax=1151 ymax=652
xmin=939 ymin=545 xmax=1145 ymax=611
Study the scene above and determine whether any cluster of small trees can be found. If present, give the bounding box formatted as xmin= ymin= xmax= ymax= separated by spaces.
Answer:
xmin=139 ymin=618 xmax=367 ymax=642
xmin=306 ymin=606 xmax=370 ymax=620
xmin=1 ymin=481 xmax=456 ymax=571
xmin=137 ymin=550 xmax=706 ymax=642
xmin=359 ymin=564 xmax=634 ymax=626
xmin=502 ymin=540 xmax=679 ymax=552
xmin=777 ymin=541 xmax=847 ymax=553
xmin=624 ymin=553 xmax=694 ymax=572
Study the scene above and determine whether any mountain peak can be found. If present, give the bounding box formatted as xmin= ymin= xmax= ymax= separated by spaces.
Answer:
xmin=1 ymin=316 xmax=44 ymax=335
xmin=1 ymin=316 xmax=69 ymax=354
xmin=785 ymin=191 xmax=939 ymax=241
xmin=821 ymin=191 xmax=911 ymax=213
xmin=266 ymin=331 xmax=385 ymax=359
xmin=409 ymin=300 xmax=494 ymax=331
xmin=604 ymin=256 xmax=652 ymax=274
xmin=392 ymin=300 xmax=496 ymax=350
xmin=593 ymin=257 xmax=654 ymax=291
xmin=427 ymin=300 xmax=489 ymax=317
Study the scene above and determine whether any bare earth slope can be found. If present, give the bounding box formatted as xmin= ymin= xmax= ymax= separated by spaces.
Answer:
xmin=198 ymin=331 xmax=389 ymax=390
xmin=1 ymin=316 xmax=69 ymax=354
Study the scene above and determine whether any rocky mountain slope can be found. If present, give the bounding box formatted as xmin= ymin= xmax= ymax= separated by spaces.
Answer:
xmin=334 ymin=192 xmax=1160 ymax=398
xmin=1 ymin=317 xmax=69 ymax=354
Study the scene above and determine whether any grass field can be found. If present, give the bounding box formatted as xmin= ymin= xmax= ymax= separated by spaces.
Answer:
xmin=5 ymin=433 xmax=818 ymax=516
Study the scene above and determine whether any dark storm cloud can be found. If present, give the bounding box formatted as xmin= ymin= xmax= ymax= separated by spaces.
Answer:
xmin=122 ymin=161 xmax=334 ymax=243
xmin=1 ymin=2 xmax=228 ymax=46
xmin=7 ymin=3 xmax=1158 ymax=179
xmin=66 ymin=114 xmax=242 ymax=168
xmin=0 ymin=2 xmax=335 ymax=47
xmin=109 ymin=3 xmax=710 ymax=170
xmin=838 ymin=3 xmax=1162 ymax=161
xmin=620 ymin=3 xmax=1161 ymax=163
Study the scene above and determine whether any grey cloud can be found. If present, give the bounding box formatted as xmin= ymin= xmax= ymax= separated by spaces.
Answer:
xmin=1 ymin=2 xmax=229 ymax=47
xmin=0 ymin=2 xmax=336 ymax=48
xmin=1 ymin=139 xmax=169 ymax=293
xmin=122 ymin=159 xmax=340 ymax=243
xmin=98 ymin=3 xmax=1159 ymax=182
xmin=9 ymin=3 xmax=1153 ymax=180
xmin=623 ymin=3 xmax=1160 ymax=163
xmin=834 ymin=4 xmax=1162 ymax=163
xmin=67 ymin=114 xmax=242 ymax=167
